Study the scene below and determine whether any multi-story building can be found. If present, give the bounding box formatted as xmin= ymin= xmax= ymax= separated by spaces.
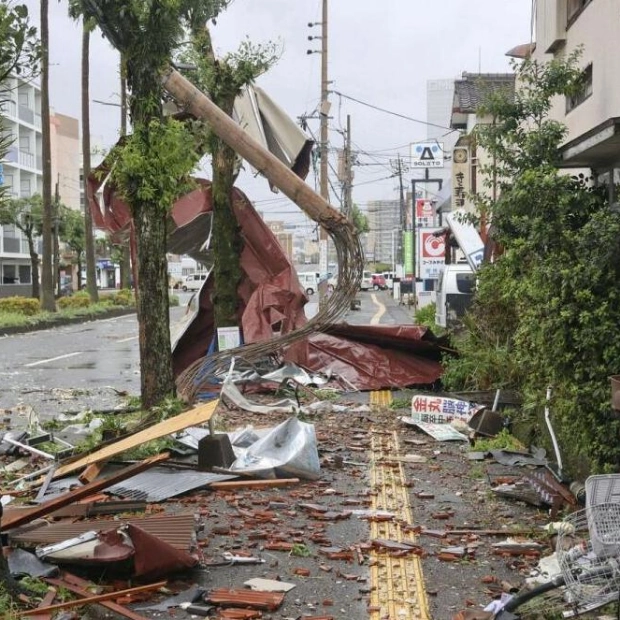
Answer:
xmin=365 ymin=199 xmax=401 ymax=266
xmin=0 ymin=76 xmax=42 ymax=297
xmin=51 ymin=113 xmax=81 ymax=210
xmin=426 ymin=79 xmax=460 ymax=205
xmin=527 ymin=0 xmax=620 ymax=200
xmin=450 ymin=72 xmax=516 ymax=215
xmin=266 ymin=220 xmax=294 ymax=264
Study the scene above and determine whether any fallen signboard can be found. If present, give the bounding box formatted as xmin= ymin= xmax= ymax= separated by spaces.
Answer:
xmin=400 ymin=416 xmax=468 ymax=441
xmin=410 ymin=394 xmax=479 ymax=425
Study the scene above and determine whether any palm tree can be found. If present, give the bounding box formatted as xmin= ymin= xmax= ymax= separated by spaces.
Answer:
xmin=80 ymin=20 xmax=98 ymax=301
xmin=39 ymin=0 xmax=55 ymax=311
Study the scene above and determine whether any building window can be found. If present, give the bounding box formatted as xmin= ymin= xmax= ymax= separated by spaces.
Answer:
xmin=18 ymin=264 xmax=32 ymax=284
xmin=566 ymin=64 xmax=593 ymax=113
xmin=567 ymin=0 xmax=593 ymax=26
xmin=2 ymin=264 xmax=19 ymax=284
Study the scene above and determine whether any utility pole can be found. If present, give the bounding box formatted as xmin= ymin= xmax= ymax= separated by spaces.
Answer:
xmin=396 ymin=157 xmax=406 ymax=265
xmin=53 ymin=174 xmax=60 ymax=297
xmin=343 ymin=114 xmax=353 ymax=218
xmin=318 ymin=0 xmax=329 ymax=304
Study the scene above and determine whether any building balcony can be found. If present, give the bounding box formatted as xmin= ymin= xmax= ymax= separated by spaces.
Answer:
xmin=18 ymin=104 xmax=35 ymax=125
xmin=0 ymin=99 xmax=17 ymax=118
xmin=18 ymin=150 xmax=35 ymax=169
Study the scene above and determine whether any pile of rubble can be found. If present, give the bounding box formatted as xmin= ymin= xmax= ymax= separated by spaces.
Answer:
xmin=0 ymin=370 xmax=590 ymax=619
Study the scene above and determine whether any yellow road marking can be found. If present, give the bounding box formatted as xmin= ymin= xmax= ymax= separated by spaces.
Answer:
xmin=370 ymin=390 xmax=392 ymax=407
xmin=369 ymin=430 xmax=430 ymax=620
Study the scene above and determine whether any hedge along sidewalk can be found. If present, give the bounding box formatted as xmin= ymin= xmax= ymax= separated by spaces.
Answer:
xmin=0 ymin=305 xmax=138 ymax=337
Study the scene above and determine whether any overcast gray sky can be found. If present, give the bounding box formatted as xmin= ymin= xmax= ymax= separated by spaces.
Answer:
xmin=25 ymin=0 xmax=532 ymax=227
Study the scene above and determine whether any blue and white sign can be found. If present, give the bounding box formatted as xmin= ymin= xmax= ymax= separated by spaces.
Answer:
xmin=410 ymin=142 xmax=444 ymax=168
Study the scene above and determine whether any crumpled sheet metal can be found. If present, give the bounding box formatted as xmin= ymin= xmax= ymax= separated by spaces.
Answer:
xmin=88 ymin=155 xmax=309 ymax=377
xmin=282 ymin=326 xmax=445 ymax=390
xmin=32 ymin=524 xmax=196 ymax=578
xmin=165 ymin=180 xmax=309 ymax=376
xmin=89 ymin=149 xmax=446 ymax=392
xmin=228 ymin=416 xmax=320 ymax=481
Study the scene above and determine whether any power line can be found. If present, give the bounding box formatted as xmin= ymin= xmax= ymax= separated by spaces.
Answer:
xmin=332 ymin=90 xmax=459 ymax=135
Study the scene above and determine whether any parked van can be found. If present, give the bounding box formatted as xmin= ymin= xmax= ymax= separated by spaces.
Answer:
xmin=382 ymin=272 xmax=396 ymax=289
xmin=360 ymin=270 xmax=373 ymax=291
xmin=297 ymin=271 xmax=320 ymax=295
xmin=435 ymin=263 xmax=476 ymax=328
xmin=182 ymin=272 xmax=208 ymax=292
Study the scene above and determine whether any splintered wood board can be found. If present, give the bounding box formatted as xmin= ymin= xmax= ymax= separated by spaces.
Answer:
xmin=53 ymin=399 xmax=219 ymax=479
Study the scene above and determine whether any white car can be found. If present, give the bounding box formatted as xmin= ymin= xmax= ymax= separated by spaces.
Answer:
xmin=182 ymin=272 xmax=208 ymax=292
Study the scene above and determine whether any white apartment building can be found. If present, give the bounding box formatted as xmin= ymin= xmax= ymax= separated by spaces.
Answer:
xmin=0 ymin=76 xmax=42 ymax=297
xmin=365 ymin=199 xmax=401 ymax=265
xmin=1 ymin=75 xmax=83 ymax=297
xmin=529 ymin=0 xmax=620 ymax=200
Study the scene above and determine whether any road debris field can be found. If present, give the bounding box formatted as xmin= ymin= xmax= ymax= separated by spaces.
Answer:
xmin=0 ymin=366 xmax=586 ymax=620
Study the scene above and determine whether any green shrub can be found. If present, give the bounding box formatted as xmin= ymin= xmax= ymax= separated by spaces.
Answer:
xmin=0 ymin=296 xmax=41 ymax=316
xmin=104 ymin=289 xmax=135 ymax=306
xmin=57 ymin=291 xmax=91 ymax=309
xmin=415 ymin=303 xmax=438 ymax=330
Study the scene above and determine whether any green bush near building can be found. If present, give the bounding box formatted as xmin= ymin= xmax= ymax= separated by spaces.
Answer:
xmin=0 ymin=296 xmax=41 ymax=316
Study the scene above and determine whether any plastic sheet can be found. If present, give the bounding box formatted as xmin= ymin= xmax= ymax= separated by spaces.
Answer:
xmin=228 ymin=416 xmax=320 ymax=480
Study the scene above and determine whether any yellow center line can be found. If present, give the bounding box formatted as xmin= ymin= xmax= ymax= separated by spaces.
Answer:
xmin=368 ymin=430 xmax=430 ymax=620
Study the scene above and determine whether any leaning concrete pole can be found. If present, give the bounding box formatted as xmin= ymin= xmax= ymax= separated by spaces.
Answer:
xmin=161 ymin=68 xmax=352 ymax=245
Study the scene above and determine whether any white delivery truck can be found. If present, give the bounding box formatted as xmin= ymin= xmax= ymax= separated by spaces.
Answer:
xmin=297 ymin=271 xmax=320 ymax=295
xmin=435 ymin=210 xmax=484 ymax=328
xmin=435 ymin=263 xmax=477 ymax=327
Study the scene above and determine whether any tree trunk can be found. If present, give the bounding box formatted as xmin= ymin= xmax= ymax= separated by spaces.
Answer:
xmin=39 ymin=0 xmax=55 ymax=312
xmin=82 ymin=24 xmax=98 ymax=302
xmin=28 ymin=234 xmax=40 ymax=300
xmin=119 ymin=53 xmax=132 ymax=290
xmin=212 ymin=109 xmax=243 ymax=331
xmin=133 ymin=204 xmax=175 ymax=408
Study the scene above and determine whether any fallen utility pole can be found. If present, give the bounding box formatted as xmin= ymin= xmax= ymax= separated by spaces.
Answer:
xmin=161 ymin=68 xmax=349 ymax=235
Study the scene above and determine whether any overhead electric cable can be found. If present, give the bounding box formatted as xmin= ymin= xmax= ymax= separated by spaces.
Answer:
xmin=332 ymin=90 xmax=459 ymax=134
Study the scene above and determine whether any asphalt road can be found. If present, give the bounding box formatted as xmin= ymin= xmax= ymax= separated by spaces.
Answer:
xmin=0 ymin=290 xmax=415 ymax=428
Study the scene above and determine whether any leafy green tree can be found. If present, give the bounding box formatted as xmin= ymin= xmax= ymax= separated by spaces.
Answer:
xmin=0 ymin=1 xmax=39 ymax=83
xmin=0 ymin=195 xmax=42 ymax=298
xmin=350 ymin=203 xmax=369 ymax=234
xmin=179 ymin=30 xmax=278 ymax=330
xmin=80 ymin=0 xmax=229 ymax=408
xmin=0 ymin=1 xmax=40 ymax=600
xmin=60 ymin=204 xmax=86 ymax=289
xmin=443 ymin=51 xmax=620 ymax=475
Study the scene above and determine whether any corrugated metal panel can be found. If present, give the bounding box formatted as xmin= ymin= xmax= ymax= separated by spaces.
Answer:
xmin=9 ymin=511 xmax=196 ymax=551
xmin=107 ymin=467 xmax=236 ymax=502
xmin=37 ymin=467 xmax=236 ymax=504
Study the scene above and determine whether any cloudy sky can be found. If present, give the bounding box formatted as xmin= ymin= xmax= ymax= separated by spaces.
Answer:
xmin=24 ymin=0 xmax=532 ymax=227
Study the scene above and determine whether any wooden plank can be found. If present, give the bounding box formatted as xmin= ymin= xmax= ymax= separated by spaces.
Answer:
xmin=2 ymin=453 xmax=169 ymax=532
xmin=17 ymin=580 xmax=166 ymax=616
xmin=78 ymin=461 xmax=105 ymax=484
xmin=53 ymin=399 xmax=219 ymax=479
xmin=210 ymin=478 xmax=300 ymax=490
xmin=44 ymin=576 xmax=151 ymax=620
xmin=23 ymin=587 xmax=56 ymax=620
